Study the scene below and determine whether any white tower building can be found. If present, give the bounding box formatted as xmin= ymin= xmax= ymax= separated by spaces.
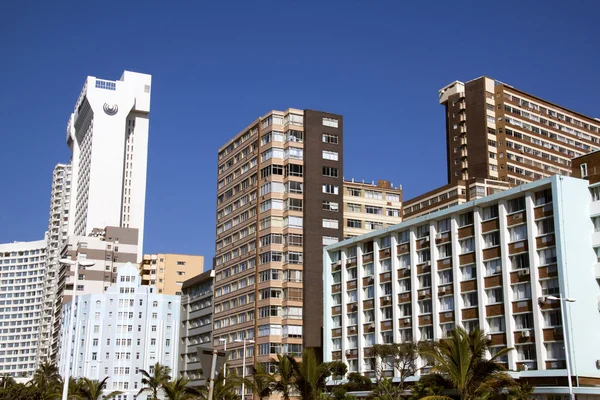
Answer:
xmin=0 ymin=238 xmax=47 ymax=380
xmin=66 ymin=71 xmax=151 ymax=262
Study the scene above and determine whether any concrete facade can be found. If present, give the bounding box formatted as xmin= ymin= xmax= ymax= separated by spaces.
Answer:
xmin=67 ymin=71 xmax=151 ymax=262
xmin=52 ymin=226 xmax=138 ymax=360
xmin=323 ymin=176 xmax=600 ymax=397
xmin=58 ymin=263 xmax=180 ymax=400
xmin=139 ymin=254 xmax=205 ymax=295
xmin=0 ymin=239 xmax=47 ymax=379
xmin=178 ymin=270 xmax=214 ymax=387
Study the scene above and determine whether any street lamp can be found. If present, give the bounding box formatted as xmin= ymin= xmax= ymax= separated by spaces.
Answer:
xmin=60 ymin=258 xmax=95 ymax=400
xmin=234 ymin=339 xmax=255 ymax=400
xmin=544 ymin=295 xmax=576 ymax=400
xmin=218 ymin=338 xmax=227 ymax=384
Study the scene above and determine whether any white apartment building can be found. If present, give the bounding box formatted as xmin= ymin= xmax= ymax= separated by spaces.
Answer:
xmin=58 ymin=263 xmax=180 ymax=400
xmin=66 ymin=71 xmax=151 ymax=262
xmin=0 ymin=239 xmax=47 ymax=380
xmin=38 ymin=163 xmax=72 ymax=365
xmin=324 ymin=176 xmax=600 ymax=398
xmin=51 ymin=226 xmax=138 ymax=361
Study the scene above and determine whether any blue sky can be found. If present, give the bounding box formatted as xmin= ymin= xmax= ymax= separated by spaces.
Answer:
xmin=1 ymin=1 xmax=598 ymax=266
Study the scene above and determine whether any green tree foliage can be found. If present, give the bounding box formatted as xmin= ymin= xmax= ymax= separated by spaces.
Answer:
xmin=419 ymin=327 xmax=515 ymax=400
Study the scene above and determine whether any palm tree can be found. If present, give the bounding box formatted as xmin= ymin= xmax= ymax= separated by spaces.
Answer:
xmin=508 ymin=381 xmax=534 ymax=400
xmin=420 ymin=327 xmax=515 ymax=400
xmin=162 ymin=378 xmax=196 ymax=400
xmin=272 ymin=354 xmax=295 ymax=400
xmin=244 ymin=364 xmax=275 ymax=400
xmin=287 ymin=349 xmax=333 ymax=400
xmin=31 ymin=361 xmax=61 ymax=396
xmin=196 ymin=370 xmax=240 ymax=400
xmin=78 ymin=377 xmax=122 ymax=400
xmin=0 ymin=375 xmax=17 ymax=389
xmin=138 ymin=363 xmax=172 ymax=400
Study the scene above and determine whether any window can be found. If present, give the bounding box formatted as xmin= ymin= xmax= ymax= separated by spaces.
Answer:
xmin=513 ymin=283 xmax=531 ymax=300
xmin=398 ymin=231 xmax=409 ymax=243
xmin=515 ymin=313 xmax=533 ymax=330
xmin=380 ymin=236 xmax=391 ymax=249
xmin=459 ymin=238 xmax=474 ymax=254
xmin=438 ymin=243 xmax=452 ymax=258
xmin=581 ymin=163 xmax=588 ymax=178
xmin=347 ymin=203 xmax=361 ymax=212
xmin=365 ymin=206 xmax=383 ymax=215
xmin=485 ymin=259 xmax=502 ymax=276
xmin=346 ymin=219 xmax=362 ymax=228
xmin=440 ymin=296 xmax=454 ymax=311
xmin=511 ymin=253 xmax=529 ymax=270
xmin=323 ymin=236 xmax=339 ymax=246
xmin=541 ymin=278 xmax=560 ymax=295
xmin=458 ymin=212 xmax=473 ymax=227
xmin=437 ymin=218 xmax=450 ymax=232
xmin=506 ymin=197 xmax=525 ymax=213
xmin=322 ymin=166 xmax=339 ymax=177
xmin=536 ymin=218 xmax=554 ymax=235
xmin=419 ymin=300 xmax=432 ymax=314
xmin=535 ymin=189 xmax=553 ymax=205
xmin=481 ymin=206 xmax=498 ymax=220
xmin=322 ymin=117 xmax=339 ymax=128
xmin=462 ymin=292 xmax=478 ymax=308
xmin=322 ymin=184 xmax=339 ymax=195
xmin=322 ymin=201 xmax=339 ymax=212
xmin=386 ymin=193 xmax=400 ymax=202
xmin=322 ymin=133 xmax=338 ymax=144
xmin=322 ymin=219 xmax=339 ymax=229
xmin=517 ymin=344 xmax=536 ymax=361
xmin=322 ymin=151 xmax=339 ymax=161
xmin=538 ymin=248 xmax=557 ymax=265
xmin=509 ymin=225 xmax=527 ymax=242
xmin=347 ymin=187 xmax=361 ymax=196
xmin=387 ymin=208 xmax=400 ymax=217
xmin=461 ymin=264 xmax=476 ymax=281
xmin=364 ymin=190 xmax=382 ymax=200
xmin=488 ymin=317 xmax=505 ymax=333
xmin=439 ymin=270 xmax=452 ymax=285
xmin=483 ymin=232 xmax=500 ymax=248
xmin=546 ymin=342 xmax=565 ymax=360
xmin=486 ymin=288 xmax=503 ymax=304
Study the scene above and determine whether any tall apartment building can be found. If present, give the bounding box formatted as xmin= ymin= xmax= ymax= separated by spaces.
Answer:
xmin=58 ymin=263 xmax=180 ymax=400
xmin=66 ymin=71 xmax=151 ymax=261
xmin=178 ymin=270 xmax=214 ymax=387
xmin=52 ymin=226 xmax=138 ymax=360
xmin=139 ymin=254 xmax=205 ymax=295
xmin=38 ymin=163 xmax=72 ymax=365
xmin=343 ymin=179 xmax=402 ymax=239
xmin=213 ymin=108 xmax=344 ymax=374
xmin=0 ymin=238 xmax=47 ymax=380
xmin=439 ymin=76 xmax=600 ymax=186
xmin=323 ymin=175 xmax=600 ymax=397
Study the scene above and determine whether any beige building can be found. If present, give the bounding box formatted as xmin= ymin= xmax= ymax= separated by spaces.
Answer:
xmin=139 ymin=254 xmax=205 ymax=295
xmin=343 ymin=179 xmax=402 ymax=238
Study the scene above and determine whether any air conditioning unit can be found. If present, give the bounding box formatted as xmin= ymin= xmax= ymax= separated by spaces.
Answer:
xmin=435 ymin=233 xmax=443 ymax=240
xmin=595 ymin=360 xmax=600 ymax=369
xmin=550 ymin=362 xmax=560 ymax=369
xmin=368 ymin=323 xmax=375 ymax=329
xmin=424 ymin=261 xmax=431 ymax=267
xmin=515 ymin=214 xmax=522 ymax=219
xmin=522 ymin=331 xmax=531 ymax=337
xmin=345 ymin=350 xmax=352 ymax=355
xmin=424 ymin=237 xmax=430 ymax=242
xmin=335 ymin=261 xmax=342 ymax=266
xmin=406 ymin=265 xmax=412 ymax=270
xmin=383 ymin=295 xmax=391 ymax=302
